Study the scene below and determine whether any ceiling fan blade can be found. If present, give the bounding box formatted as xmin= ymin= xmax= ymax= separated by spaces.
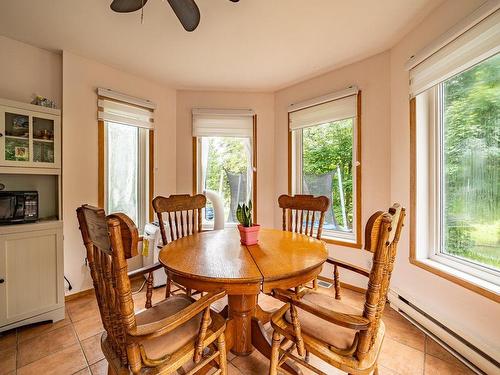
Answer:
xmin=110 ymin=0 xmax=148 ymax=13
xmin=167 ymin=0 xmax=200 ymax=32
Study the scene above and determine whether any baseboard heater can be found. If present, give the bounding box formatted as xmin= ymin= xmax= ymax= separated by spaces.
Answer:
xmin=388 ymin=290 xmax=499 ymax=375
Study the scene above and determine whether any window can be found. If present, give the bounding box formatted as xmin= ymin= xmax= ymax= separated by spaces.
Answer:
xmin=193 ymin=109 xmax=256 ymax=227
xmin=439 ymin=55 xmax=499 ymax=273
xmin=98 ymin=88 xmax=155 ymax=232
xmin=409 ymin=8 xmax=499 ymax=298
xmin=288 ymin=88 xmax=361 ymax=246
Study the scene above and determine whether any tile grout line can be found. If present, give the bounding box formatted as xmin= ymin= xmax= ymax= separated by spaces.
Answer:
xmin=15 ymin=319 xmax=78 ymax=371
xmin=72 ymin=317 xmax=92 ymax=374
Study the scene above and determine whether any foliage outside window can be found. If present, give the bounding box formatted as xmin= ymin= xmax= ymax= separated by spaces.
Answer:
xmin=290 ymin=92 xmax=360 ymax=244
xmin=301 ymin=119 xmax=354 ymax=233
xmin=439 ymin=54 xmax=499 ymax=271
xmin=199 ymin=137 xmax=253 ymax=225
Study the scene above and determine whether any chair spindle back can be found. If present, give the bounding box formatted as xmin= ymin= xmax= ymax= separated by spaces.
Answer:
xmin=152 ymin=194 xmax=207 ymax=244
xmin=76 ymin=205 xmax=138 ymax=367
xmin=278 ymin=194 xmax=330 ymax=239
xmin=357 ymin=203 xmax=406 ymax=360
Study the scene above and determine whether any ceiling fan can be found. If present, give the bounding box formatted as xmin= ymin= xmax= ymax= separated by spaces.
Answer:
xmin=110 ymin=0 xmax=240 ymax=32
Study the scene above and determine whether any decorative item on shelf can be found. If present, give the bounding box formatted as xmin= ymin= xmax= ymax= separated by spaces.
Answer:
xmin=31 ymin=95 xmax=56 ymax=109
xmin=36 ymin=129 xmax=54 ymax=140
xmin=236 ymin=201 xmax=260 ymax=245
xmin=7 ymin=116 xmax=29 ymax=137
xmin=14 ymin=146 xmax=29 ymax=161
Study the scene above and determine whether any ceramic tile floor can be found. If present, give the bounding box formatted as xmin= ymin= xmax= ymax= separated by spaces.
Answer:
xmin=0 ymin=282 xmax=475 ymax=375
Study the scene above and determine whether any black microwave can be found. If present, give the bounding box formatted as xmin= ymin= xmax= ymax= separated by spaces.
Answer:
xmin=0 ymin=191 xmax=38 ymax=224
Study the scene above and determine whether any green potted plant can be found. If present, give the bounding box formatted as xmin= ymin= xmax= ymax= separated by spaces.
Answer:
xmin=236 ymin=201 xmax=260 ymax=245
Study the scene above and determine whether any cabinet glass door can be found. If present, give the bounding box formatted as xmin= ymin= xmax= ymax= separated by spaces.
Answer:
xmin=33 ymin=117 xmax=55 ymax=163
xmin=4 ymin=112 xmax=29 ymax=162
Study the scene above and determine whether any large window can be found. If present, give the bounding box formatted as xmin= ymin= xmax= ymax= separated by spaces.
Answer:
xmin=289 ymin=88 xmax=361 ymax=246
xmin=439 ymin=54 xmax=499 ymax=272
xmin=193 ymin=109 xmax=256 ymax=227
xmin=98 ymin=89 xmax=155 ymax=231
xmin=409 ymin=9 xmax=499 ymax=297
xmin=105 ymin=122 xmax=150 ymax=229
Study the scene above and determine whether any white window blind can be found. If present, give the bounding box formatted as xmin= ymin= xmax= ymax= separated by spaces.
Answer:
xmin=288 ymin=87 xmax=358 ymax=131
xmin=97 ymin=88 xmax=155 ymax=129
xmin=192 ymin=109 xmax=254 ymax=138
xmin=408 ymin=8 xmax=500 ymax=97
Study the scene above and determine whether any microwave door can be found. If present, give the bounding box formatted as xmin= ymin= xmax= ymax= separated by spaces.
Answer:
xmin=12 ymin=196 xmax=25 ymax=222
xmin=0 ymin=197 xmax=16 ymax=221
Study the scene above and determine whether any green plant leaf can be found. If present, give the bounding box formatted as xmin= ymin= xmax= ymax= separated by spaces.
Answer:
xmin=236 ymin=204 xmax=244 ymax=225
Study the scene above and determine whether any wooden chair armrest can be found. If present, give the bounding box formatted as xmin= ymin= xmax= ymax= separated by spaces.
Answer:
xmin=271 ymin=303 xmax=291 ymax=325
xmin=127 ymin=262 xmax=163 ymax=279
xmin=127 ymin=289 xmax=226 ymax=340
xmin=272 ymin=288 xmax=370 ymax=331
xmin=326 ymin=257 xmax=370 ymax=277
xmin=274 ymin=287 xmax=309 ymax=300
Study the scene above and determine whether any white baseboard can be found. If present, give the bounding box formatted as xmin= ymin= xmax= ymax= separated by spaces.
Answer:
xmin=387 ymin=290 xmax=498 ymax=374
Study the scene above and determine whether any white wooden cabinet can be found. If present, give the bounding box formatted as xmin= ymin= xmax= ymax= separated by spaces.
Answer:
xmin=0 ymin=99 xmax=61 ymax=169
xmin=0 ymin=98 xmax=64 ymax=332
xmin=0 ymin=221 xmax=64 ymax=331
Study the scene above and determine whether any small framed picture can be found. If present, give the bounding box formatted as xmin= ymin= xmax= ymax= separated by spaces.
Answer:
xmin=15 ymin=146 xmax=29 ymax=161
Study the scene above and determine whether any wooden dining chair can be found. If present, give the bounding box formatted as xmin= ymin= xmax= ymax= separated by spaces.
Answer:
xmin=152 ymin=194 xmax=206 ymax=298
xmin=268 ymin=203 xmax=406 ymax=375
xmin=278 ymin=194 xmax=330 ymax=289
xmin=328 ymin=203 xmax=405 ymax=300
xmin=78 ymin=204 xmax=162 ymax=310
xmin=76 ymin=204 xmax=227 ymax=375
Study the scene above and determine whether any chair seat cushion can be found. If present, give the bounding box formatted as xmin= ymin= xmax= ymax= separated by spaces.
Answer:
xmin=135 ymin=295 xmax=202 ymax=360
xmin=285 ymin=291 xmax=361 ymax=350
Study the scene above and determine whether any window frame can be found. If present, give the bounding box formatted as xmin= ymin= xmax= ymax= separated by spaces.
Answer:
xmin=98 ymin=120 xmax=155 ymax=231
xmin=408 ymin=4 xmax=500 ymax=301
xmin=419 ymin=80 xmax=500 ymax=286
xmin=410 ymin=85 xmax=500 ymax=302
xmin=192 ymin=115 xmax=258 ymax=226
xmin=287 ymin=91 xmax=362 ymax=248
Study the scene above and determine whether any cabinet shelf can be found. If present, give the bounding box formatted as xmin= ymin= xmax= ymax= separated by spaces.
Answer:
xmin=4 ymin=135 xmax=29 ymax=140
xmin=33 ymin=138 xmax=54 ymax=143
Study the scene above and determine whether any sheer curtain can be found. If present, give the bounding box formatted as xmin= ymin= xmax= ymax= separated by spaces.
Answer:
xmin=200 ymin=137 xmax=210 ymax=191
xmin=243 ymin=137 xmax=253 ymax=203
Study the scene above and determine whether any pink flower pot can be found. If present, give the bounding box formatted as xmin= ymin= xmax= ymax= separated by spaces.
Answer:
xmin=238 ymin=224 xmax=261 ymax=245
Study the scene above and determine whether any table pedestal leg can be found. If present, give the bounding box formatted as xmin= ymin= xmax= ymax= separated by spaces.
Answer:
xmin=228 ymin=294 xmax=257 ymax=356
xmin=225 ymin=295 xmax=302 ymax=374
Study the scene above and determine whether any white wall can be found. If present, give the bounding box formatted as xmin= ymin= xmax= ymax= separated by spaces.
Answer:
xmin=176 ymin=90 xmax=276 ymax=228
xmin=390 ymin=0 xmax=499 ymax=360
xmin=62 ymin=51 xmax=177 ymax=293
xmin=0 ymin=36 xmax=61 ymax=106
xmin=0 ymin=37 xmax=62 ymax=220
xmin=0 ymin=39 xmax=178 ymax=295
xmin=274 ymin=51 xmax=392 ymax=287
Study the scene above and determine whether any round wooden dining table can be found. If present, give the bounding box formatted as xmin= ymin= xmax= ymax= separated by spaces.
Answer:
xmin=158 ymin=228 xmax=327 ymax=371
